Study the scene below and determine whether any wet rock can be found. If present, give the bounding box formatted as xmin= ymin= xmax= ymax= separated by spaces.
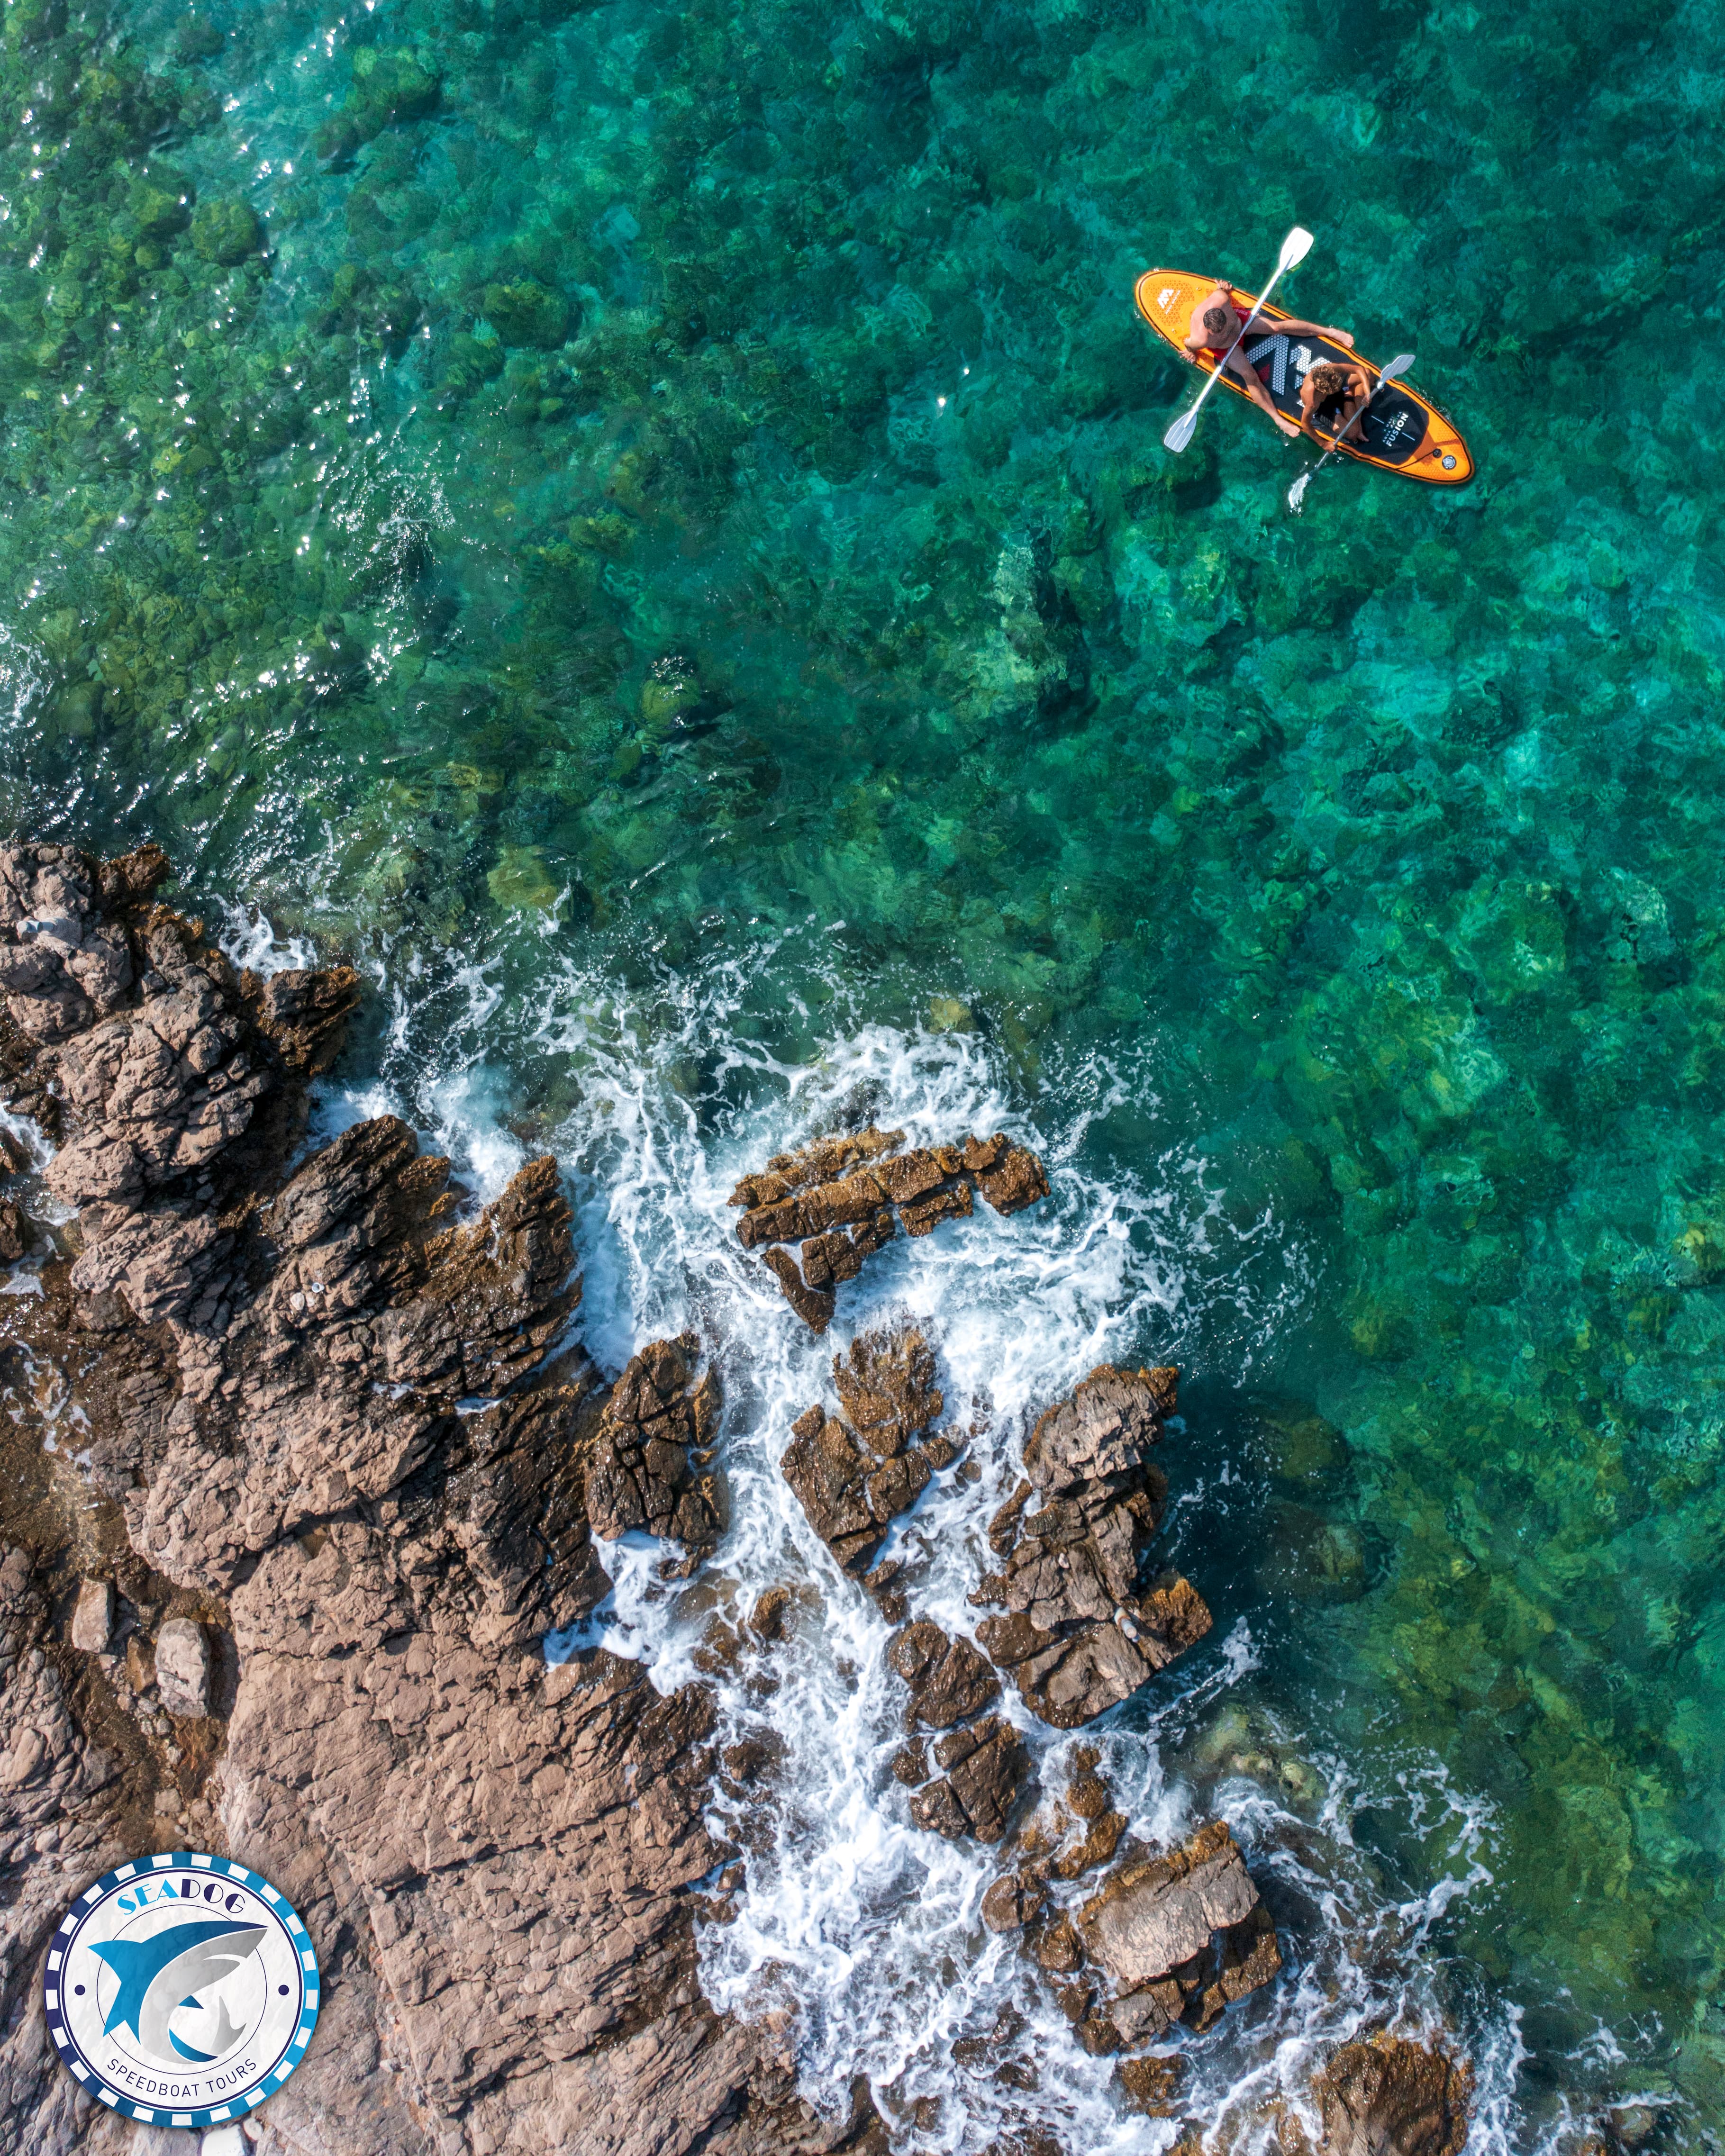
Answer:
xmin=975 ymin=1365 xmax=1212 ymax=1727
xmin=69 ymin=1576 xmax=113 ymax=1653
xmin=153 ymin=1615 xmax=211 ymax=1717
xmin=1314 ymin=2036 xmax=1473 ymax=2156
xmin=782 ymin=1324 xmax=953 ymax=1573
xmin=908 ymin=1716 xmax=1027 ymax=1843
xmin=730 ymin=1125 xmax=1050 ymax=1325
xmin=1032 ymin=1910 xmax=1085 ymax=1974
xmin=1078 ymin=1819 xmax=1282 ymax=2037
xmin=981 ymin=1871 xmax=1049 ymax=1932
xmin=833 ymin=1324 xmax=943 ymax=1450
xmin=1117 ymin=2052 xmax=1185 ymax=2116
xmin=784 ymin=1405 xmax=896 ymax=1572
xmin=763 ymin=1243 xmax=837 ymax=1332
xmin=0 ymin=1199 xmax=28 ymax=1262
xmin=964 ymin=1132 xmax=1053 ymax=1214
xmin=583 ymin=1332 xmax=725 ymax=1572
xmin=749 ymin=1585 xmax=794 ymax=1643
xmin=891 ymin=1738 xmax=929 ymax=1786
xmin=890 ymin=1620 xmax=1002 ymax=1729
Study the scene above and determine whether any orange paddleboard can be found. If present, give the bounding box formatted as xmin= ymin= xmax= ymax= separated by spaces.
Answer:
xmin=1135 ymin=268 xmax=1474 ymax=486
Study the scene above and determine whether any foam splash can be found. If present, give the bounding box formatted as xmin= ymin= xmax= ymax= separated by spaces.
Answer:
xmin=420 ymin=934 xmax=1525 ymax=2151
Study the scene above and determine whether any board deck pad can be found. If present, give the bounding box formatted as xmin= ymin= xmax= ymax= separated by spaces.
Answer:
xmin=1135 ymin=270 xmax=1473 ymax=486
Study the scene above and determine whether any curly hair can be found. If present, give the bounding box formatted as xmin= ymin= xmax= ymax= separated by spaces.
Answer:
xmin=1306 ymin=361 xmax=1356 ymax=404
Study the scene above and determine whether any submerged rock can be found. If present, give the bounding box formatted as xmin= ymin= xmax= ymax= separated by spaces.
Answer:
xmin=974 ymin=1365 xmax=1212 ymax=1726
xmin=730 ymin=1126 xmax=1050 ymax=1329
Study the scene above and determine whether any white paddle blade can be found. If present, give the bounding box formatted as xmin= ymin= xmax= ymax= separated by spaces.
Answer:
xmin=1277 ymin=225 xmax=1315 ymax=272
xmin=1162 ymin=408 xmax=1198 ymax=454
xmin=1380 ymin=352 xmax=1416 ymax=382
xmin=1287 ymin=471 xmax=1310 ymax=513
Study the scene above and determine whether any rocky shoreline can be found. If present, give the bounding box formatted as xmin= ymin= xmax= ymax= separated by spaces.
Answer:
xmin=0 ymin=845 xmax=1471 ymax=2156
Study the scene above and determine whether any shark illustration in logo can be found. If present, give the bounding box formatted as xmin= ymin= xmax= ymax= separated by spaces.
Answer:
xmin=88 ymin=1919 xmax=268 ymax=2065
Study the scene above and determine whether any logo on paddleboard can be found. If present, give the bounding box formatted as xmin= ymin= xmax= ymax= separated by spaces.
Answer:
xmin=1157 ymin=285 xmax=1177 ymax=313
xmin=44 ymin=1851 xmax=319 ymax=2129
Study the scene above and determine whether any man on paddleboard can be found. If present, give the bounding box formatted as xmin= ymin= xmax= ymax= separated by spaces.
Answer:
xmin=1184 ymin=281 xmax=1354 ymax=439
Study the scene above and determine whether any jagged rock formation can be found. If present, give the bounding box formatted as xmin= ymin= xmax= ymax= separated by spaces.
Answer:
xmin=1077 ymin=1819 xmax=1282 ymax=2042
xmin=0 ymin=1548 xmax=134 ymax=2150
xmin=1302 ymin=2036 xmax=1473 ymax=2156
xmin=974 ymin=1365 xmax=1213 ymax=1728
xmin=979 ymin=1756 xmax=1281 ymax=2061
xmin=0 ymin=845 xmax=883 ymax=2156
xmin=585 ymin=1331 xmax=726 ymax=1573
xmin=730 ymin=1128 xmax=1050 ymax=1330
xmin=782 ymin=1323 xmax=958 ymax=1578
xmin=885 ymin=1620 xmax=1028 ymax=1845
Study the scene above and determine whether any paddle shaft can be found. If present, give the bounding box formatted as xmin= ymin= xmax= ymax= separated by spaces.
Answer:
xmin=1307 ymin=354 xmax=1415 ymax=477
xmin=1179 ymin=268 xmax=1297 ymax=431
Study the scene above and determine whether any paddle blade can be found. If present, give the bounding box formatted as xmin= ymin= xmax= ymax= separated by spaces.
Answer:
xmin=1277 ymin=225 xmax=1315 ymax=272
xmin=1287 ymin=471 xmax=1310 ymax=514
xmin=1380 ymin=351 xmax=1416 ymax=383
xmin=1162 ymin=408 xmax=1198 ymax=454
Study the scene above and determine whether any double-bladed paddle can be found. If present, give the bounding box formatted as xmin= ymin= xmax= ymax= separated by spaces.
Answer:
xmin=1162 ymin=225 xmax=1315 ymax=455
xmin=1287 ymin=351 xmax=1416 ymax=511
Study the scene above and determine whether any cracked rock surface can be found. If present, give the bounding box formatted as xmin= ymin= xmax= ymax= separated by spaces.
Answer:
xmin=974 ymin=1365 xmax=1214 ymax=1728
xmin=729 ymin=1128 xmax=1050 ymax=1331
xmin=0 ymin=845 xmax=884 ymax=2156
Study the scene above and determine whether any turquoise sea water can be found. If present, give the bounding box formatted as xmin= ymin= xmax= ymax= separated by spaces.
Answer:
xmin=7 ymin=0 xmax=1725 ymax=2140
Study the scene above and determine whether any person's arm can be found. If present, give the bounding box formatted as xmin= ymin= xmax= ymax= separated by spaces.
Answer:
xmin=1273 ymin=317 xmax=1355 ymax=347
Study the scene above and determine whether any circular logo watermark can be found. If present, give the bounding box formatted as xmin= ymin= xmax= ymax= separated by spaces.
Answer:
xmin=44 ymin=1850 xmax=319 ymax=2130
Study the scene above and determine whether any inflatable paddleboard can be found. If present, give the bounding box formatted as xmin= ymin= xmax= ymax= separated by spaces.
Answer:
xmin=1135 ymin=269 xmax=1473 ymax=486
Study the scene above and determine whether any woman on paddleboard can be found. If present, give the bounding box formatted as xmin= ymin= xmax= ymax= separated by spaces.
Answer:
xmin=1183 ymin=281 xmax=1354 ymax=440
xmin=1298 ymin=357 xmax=1372 ymax=443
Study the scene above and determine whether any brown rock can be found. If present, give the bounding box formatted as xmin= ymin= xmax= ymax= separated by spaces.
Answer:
xmin=761 ymin=1243 xmax=836 ymax=1331
xmin=889 ymin=1621 xmax=1001 ymax=1729
xmin=0 ymin=1198 xmax=27 ymax=1262
xmin=1033 ymin=1911 xmax=1084 ymax=1974
xmin=924 ymin=1715 xmax=1027 ymax=1842
xmin=1117 ymin=2053 xmax=1184 ymax=2116
xmin=981 ymin=1870 xmax=1049 ymax=1932
xmin=900 ymin=1180 xmax=973 ymax=1237
xmin=890 ymin=1739 xmax=929 ymax=1787
xmin=69 ymin=1576 xmax=113 ymax=1653
xmin=976 ymin=1365 xmax=1211 ymax=1727
xmin=1316 ymin=2036 xmax=1473 ymax=2156
xmin=973 ymin=1142 xmax=1052 ymax=1215
xmin=783 ymin=1326 xmax=955 ymax=1575
xmin=783 ymin=1405 xmax=889 ymax=1573
xmin=749 ymin=1585 xmax=793 ymax=1642
xmin=584 ymin=1332 xmax=726 ymax=1572
xmin=730 ymin=1125 xmax=1047 ymax=1323
xmin=833 ymin=1324 xmax=943 ymax=1453
xmin=0 ymin=844 xmax=846 ymax=2156
xmin=1078 ymin=1819 xmax=1281 ymax=2038
xmin=0 ymin=1546 xmax=133 ymax=2148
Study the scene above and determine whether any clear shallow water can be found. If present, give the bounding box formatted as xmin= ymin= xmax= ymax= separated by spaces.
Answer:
xmin=6 ymin=0 xmax=1725 ymax=2141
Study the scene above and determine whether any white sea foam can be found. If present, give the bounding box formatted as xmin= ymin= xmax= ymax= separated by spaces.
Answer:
xmin=174 ymin=896 xmax=1555 ymax=2147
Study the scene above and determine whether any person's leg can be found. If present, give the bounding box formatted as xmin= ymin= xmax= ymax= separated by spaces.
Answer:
xmin=1226 ymin=345 xmax=1301 ymax=436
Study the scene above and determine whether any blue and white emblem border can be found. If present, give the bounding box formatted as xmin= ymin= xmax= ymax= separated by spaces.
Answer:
xmin=43 ymin=1849 xmax=320 ymax=2129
